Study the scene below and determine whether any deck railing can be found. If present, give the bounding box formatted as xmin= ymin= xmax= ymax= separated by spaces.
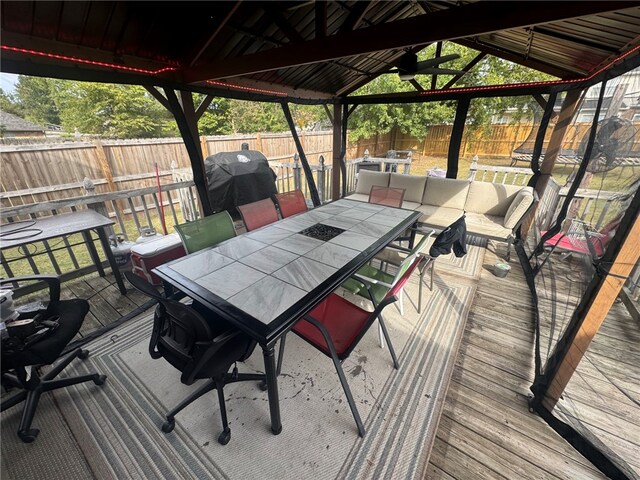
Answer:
xmin=0 ymin=180 xmax=200 ymax=284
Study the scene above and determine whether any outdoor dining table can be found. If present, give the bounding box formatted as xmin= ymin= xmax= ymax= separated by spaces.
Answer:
xmin=153 ymin=198 xmax=421 ymax=435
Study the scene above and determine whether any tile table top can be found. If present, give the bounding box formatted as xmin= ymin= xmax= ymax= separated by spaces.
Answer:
xmin=157 ymin=199 xmax=419 ymax=334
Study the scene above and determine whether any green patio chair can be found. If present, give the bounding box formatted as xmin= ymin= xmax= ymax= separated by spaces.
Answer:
xmin=342 ymin=231 xmax=434 ymax=316
xmin=175 ymin=211 xmax=237 ymax=254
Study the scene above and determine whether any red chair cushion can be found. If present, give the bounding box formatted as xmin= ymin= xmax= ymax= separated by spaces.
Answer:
xmin=292 ymin=293 xmax=370 ymax=357
xmin=542 ymin=230 xmax=604 ymax=257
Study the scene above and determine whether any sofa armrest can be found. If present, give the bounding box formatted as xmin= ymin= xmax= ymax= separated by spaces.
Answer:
xmin=510 ymin=190 xmax=539 ymax=234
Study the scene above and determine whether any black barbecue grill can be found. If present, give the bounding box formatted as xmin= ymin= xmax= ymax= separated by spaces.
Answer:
xmin=205 ymin=149 xmax=277 ymax=216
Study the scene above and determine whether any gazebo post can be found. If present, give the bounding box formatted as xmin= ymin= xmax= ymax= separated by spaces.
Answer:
xmin=331 ymin=100 xmax=343 ymax=200
xmin=281 ymin=102 xmax=321 ymax=206
xmin=159 ymin=88 xmax=213 ymax=217
xmin=446 ymin=98 xmax=470 ymax=179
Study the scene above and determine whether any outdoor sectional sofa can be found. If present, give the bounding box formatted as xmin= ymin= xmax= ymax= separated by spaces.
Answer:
xmin=345 ymin=170 xmax=537 ymax=258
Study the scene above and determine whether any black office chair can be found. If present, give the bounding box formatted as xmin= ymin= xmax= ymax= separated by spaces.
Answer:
xmin=0 ymin=275 xmax=106 ymax=443
xmin=124 ymin=272 xmax=265 ymax=445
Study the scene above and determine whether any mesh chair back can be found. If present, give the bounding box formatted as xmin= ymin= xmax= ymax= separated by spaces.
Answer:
xmin=274 ymin=190 xmax=308 ymax=218
xmin=368 ymin=186 xmax=405 ymax=208
xmin=237 ymin=198 xmax=279 ymax=231
xmin=175 ymin=211 xmax=236 ymax=254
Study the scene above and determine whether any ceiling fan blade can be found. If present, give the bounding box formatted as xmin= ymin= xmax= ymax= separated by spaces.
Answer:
xmin=415 ymin=67 xmax=465 ymax=75
xmin=415 ymin=53 xmax=460 ymax=69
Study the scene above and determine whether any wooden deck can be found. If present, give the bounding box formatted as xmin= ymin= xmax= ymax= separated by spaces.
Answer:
xmin=15 ymin=243 xmax=639 ymax=479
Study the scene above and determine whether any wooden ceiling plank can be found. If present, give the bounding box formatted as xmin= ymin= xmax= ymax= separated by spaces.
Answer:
xmin=340 ymin=1 xmax=372 ymax=32
xmin=185 ymin=1 xmax=632 ymax=83
xmin=187 ymin=1 xmax=240 ymax=67
xmin=453 ymin=38 xmax=576 ymax=78
xmin=263 ymin=3 xmax=305 ymax=43
xmin=532 ymin=26 xmax=620 ymax=53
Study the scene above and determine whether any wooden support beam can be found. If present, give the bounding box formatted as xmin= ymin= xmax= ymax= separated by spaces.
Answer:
xmin=187 ymin=1 xmax=241 ymax=67
xmin=332 ymin=101 xmax=342 ymax=201
xmin=543 ymin=212 xmax=640 ymax=410
xmin=410 ymin=79 xmax=425 ymax=92
xmin=315 ymin=1 xmax=327 ymax=39
xmin=263 ymin=4 xmax=305 ymax=43
xmin=195 ymin=94 xmax=214 ymax=120
xmin=442 ymin=52 xmax=486 ymax=89
xmin=144 ymin=86 xmax=170 ymax=110
xmin=281 ymin=102 xmax=321 ymax=206
xmin=323 ymin=104 xmax=334 ymax=124
xmin=184 ymin=2 xmax=628 ymax=82
xmin=341 ymin=103 xmax=349 ymax=198
xmin=447 ymin=98 xmax=470 ymax=179
xmin=534 ymin=89 xmax=584 ymax=199
xmin=533 ymin=93 xmax=548 ymax=111
xmin=163 ymin=89 xmax=212 ymax=216
xmin=340 ymin=2 xmax=371 ymax=32
xmin=430 ymin=42 xmax=442 ymax=90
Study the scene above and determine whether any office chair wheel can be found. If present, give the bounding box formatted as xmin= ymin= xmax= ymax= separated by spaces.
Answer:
xmin=78 ymin=349 xmax=90 ymax=360
xmin=218 ymin=428 xmax=231 ymax=445
xmin=93 ymin=374 xmax=107 ymax=386
xmin=18 ymin=428 xmax=39 ymax=443
xmin=259 ymin=380 xmax=268 ymax=391
xmin=162 ymin=418 xmax=175 ymax=434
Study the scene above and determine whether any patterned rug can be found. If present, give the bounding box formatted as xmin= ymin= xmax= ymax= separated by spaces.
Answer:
xmin=2 ymin=243 xmax=484 ymax=480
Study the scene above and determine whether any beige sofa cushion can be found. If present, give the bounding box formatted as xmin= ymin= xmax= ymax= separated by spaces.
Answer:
xmin=504 ymin=187 xmax=534 ymax=228
xmin=422 ymin=177 xmax=470 ymax=209
xmin=465 ymin=182 xmax=522 ymax=216
xmin=355 ymin=171 xmax=390 ymax=195
xmin=402 ymin=200 xmax=421 ymax=210
xmin=389 ymin=173 xmax=427 ymax=203
xmin=465 ymin=213 xmax=512 ymax=240
xmin=416 ymin=205 xmax=464 ymax=229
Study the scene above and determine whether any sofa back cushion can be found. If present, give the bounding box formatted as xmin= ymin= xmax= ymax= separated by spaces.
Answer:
xmin=389 ymin=173 xmax=427 ymax=203
xmin=355 ymin=171 xmax=390 ymax=195
xmin=503 ymin=187 xmax=535 ymax=228
xmin=422 ymin=177 xmax=470 ymax=209
xmin=465 ymin=182 xmax=523 ymax=216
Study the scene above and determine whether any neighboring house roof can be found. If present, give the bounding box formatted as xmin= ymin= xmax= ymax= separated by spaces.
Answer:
xmin=0 ymin=110 xmax=45 ymax=132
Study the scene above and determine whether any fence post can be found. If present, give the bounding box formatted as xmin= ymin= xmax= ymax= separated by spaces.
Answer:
xmin=317 ymin=155 xmax=325 ymax=203
xmin=468 ymin=155 xmax=479 ymax=180
xmin=293 ymin=153 xmax=302 ymax=191
xmin=83 ymin=177 xmax=115 ymax=238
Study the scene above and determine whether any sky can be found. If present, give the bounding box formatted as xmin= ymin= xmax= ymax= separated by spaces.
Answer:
xmin=0 ymin=73 xmax=20 ymax=93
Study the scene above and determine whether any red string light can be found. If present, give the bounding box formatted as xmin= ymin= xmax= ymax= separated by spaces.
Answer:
xmin=206 ymin=80 xmax=288 ymax=97
xmin=420 ymin=43 xmax=640 ymax=96
xmin=1 ymin=45 xmax=177 ymax=75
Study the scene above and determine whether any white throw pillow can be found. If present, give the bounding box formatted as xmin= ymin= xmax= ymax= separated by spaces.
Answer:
xmin=503 ymin=188 xmax=535 ymax=229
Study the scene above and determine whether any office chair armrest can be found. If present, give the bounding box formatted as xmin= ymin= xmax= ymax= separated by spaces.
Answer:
xmin=0 ymin=275 xmax=61 ymax=303
xmin=182 ymin=329 xmax=243 ymax=384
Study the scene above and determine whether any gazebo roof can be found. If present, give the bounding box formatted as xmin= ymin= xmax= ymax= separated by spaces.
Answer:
xmin=2 ymin=1 xmax=640 ymax=102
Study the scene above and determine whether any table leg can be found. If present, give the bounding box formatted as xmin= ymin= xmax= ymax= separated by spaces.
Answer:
xmin=96 ymin=228 xmax=127 ymax=295
xmin=262 ymin=343 xmax=282 ymax=435
xmin=408 ymin=225 xmax=417 ymax=249
xmin=82 ymin=231 xmax=105 ymax=277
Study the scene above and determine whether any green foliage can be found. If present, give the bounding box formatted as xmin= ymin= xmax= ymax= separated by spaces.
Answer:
xmin=0 ymin=88 xmax=23 ymax=117
xmin=349 ymin=43 xmax=555 ymax=141
xmin=14 ymin=76 xmax=60 ymax=126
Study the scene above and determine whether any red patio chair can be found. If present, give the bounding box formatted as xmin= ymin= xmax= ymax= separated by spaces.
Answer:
xmin=368 ymin=185 xmax=405 ymax=208
xmin=274 ymin=190 xmax=308 ymax=218
xmin=237 ymin=198 xmax=279 ymax=232
xmin=288 ymin=256 xmax=421 ymax=437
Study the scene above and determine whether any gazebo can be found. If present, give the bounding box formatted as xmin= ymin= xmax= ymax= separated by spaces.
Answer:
xmin=1 ymin=2 xmax=639 ymax=479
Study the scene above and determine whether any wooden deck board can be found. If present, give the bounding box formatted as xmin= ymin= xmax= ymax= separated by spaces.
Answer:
xmin=428 ymin=245 xmax=608 ymax=479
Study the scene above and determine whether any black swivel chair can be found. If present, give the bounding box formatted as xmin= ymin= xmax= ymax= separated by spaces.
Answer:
xmin=0 ymin=275 xmax=106 ymax=443
xmin=124 ymin=272 xmax=265 ymax=445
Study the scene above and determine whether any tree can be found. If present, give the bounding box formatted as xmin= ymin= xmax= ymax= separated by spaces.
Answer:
xmin=51 ymin=82 xmax=173 ymax=138
xmin=14 ymin=76 xmax=60 ymax=127
xmin=0 ymin=88 xmax=23 ymax=117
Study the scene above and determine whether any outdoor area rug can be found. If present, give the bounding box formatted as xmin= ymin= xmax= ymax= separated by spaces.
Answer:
xmin=2 ymin=244 xmax=483 ymax=480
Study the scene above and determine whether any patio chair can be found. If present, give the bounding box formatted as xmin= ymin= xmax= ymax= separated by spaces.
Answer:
xmin=368 ymin=185 xmax=405 ymax=208
xmin=542 ymin=218 xmax=613 ymax=261
xmin=288 ymin=260 xmax=419 ymax=437
xmin=0 ymin=275 xmax=106 ymax=443
xmin=274 ymin=190 xmax=308 ymax=218
xmin=124 ymin=272 xmax=265 ymax=445
xmin=175 ymin=211 xmax=236 ymax=254
xmin=342 ymin=232 xmax=432 ymax=316
xmin=237 ymin=198 xmax=279 ymax=231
